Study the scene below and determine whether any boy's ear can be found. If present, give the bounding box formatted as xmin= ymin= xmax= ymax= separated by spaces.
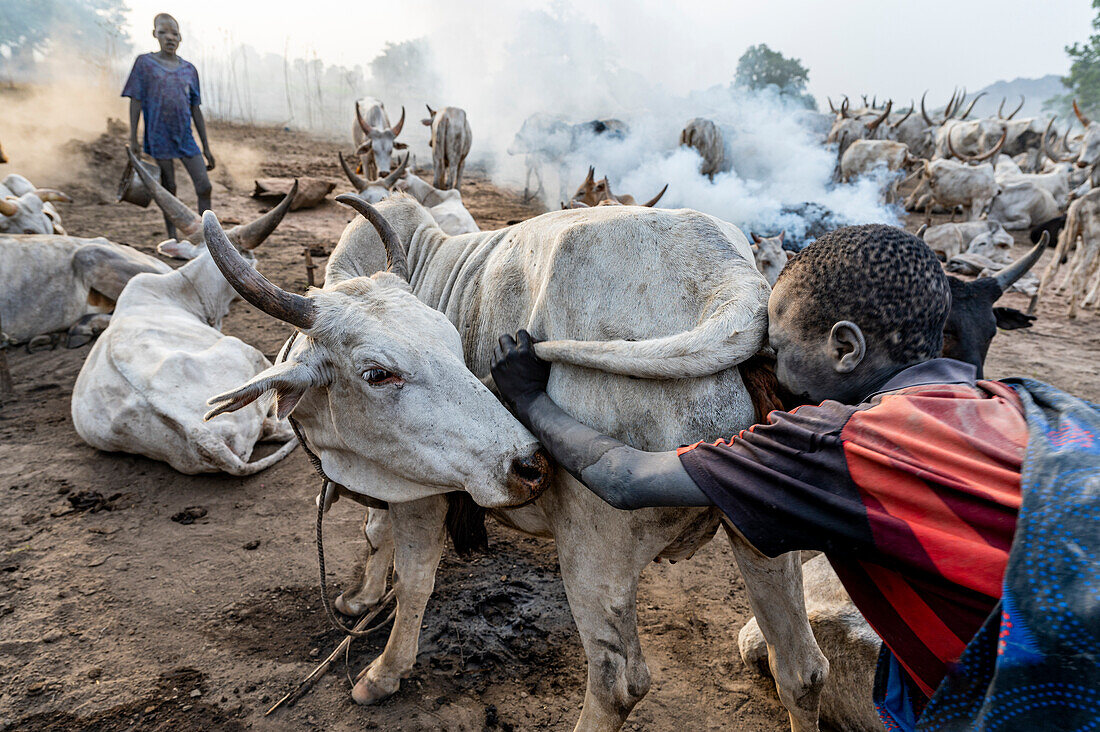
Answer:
xmin=828 ymin=321 xmax=866 ymax=374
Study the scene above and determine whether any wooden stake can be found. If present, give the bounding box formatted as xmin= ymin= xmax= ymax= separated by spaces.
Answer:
xmin=304 ymin=247 xmax=317 ymax=287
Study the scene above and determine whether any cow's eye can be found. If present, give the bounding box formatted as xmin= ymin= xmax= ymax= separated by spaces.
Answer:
xmin=362 ymin=368 xmax=401 ymax=386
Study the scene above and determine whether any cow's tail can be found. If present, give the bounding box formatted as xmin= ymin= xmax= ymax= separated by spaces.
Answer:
xmin=532 ymin=283 xmax=769 ymax=379
xmin=194 ymin=432 xmax=299 ymax=476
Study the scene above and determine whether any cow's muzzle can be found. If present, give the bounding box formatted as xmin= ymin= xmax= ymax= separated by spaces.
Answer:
xmin=506 ymin=447 xmax=553 ymax=502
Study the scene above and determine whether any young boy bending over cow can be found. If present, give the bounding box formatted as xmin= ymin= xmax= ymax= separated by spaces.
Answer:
xmin=492 ymin=224 xmax=1099 ymax=731
xmin=123 ymin=13 xmax=215 ymax=240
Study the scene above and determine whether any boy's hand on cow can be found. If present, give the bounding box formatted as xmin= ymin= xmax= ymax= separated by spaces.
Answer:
xmin=492 ymin=330 xmax=550 ymax=409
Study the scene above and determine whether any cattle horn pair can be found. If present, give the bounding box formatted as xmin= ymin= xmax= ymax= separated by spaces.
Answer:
xmin=865 ymin=100 xmax=892 ymax=132
xmin=946 ymin=128 xmax=1006 ymax=163
xmin=890 ymin=101 xmax=915 ymax=129
xmin=998 ymin=95 xmax=1025 ymax=120
xmin=1043 ymin=117 xmax=1078 ymax=164
xmin=955 ymin=91 xmax=987 ymax=121
xmin=340 ymin=149 xmax=409 ymax=191
xmin=356 ymin=101 xmax=405 ymax=138
xmin=125 ymin=145 xmax=294 ymax=249
xmin=993 ymin=232 xmax=1048 ymax=293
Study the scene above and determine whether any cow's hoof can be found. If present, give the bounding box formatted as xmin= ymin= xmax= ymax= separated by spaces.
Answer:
xmin=351 ymin=670 xmax=399 ymax=705
xmin=334 ymin=593 xmax=364 ymax=616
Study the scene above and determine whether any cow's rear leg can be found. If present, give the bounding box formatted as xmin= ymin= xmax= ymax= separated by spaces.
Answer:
xmin=454 ymin=157 xmax=466 ymax=190
xmin=335 ymin=507 xmax=395 ymax=616
xmin=725 ymin=524 xmax=827 ymax=732
xmin=351 ymin=495 xmax=447 ymax=705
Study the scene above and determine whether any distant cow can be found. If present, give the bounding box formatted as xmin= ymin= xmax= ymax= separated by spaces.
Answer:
xmin=749 ymin=231 xmax=789 ymax=285
xmin=71 ymin=187 xmax=300 ymax=475
xmin=422 ymin=105 xmax=472 ymax=190
xmin=0 ymin=173 xmax=70 ymax=235
xmin=680 ymin=118 xmax=726 ymax=179
xmin=826 ymin=99 xmax=893 ymax=156
xmin=1034 ymin=186 xmax=1100 ymax=317
xmin=352 ymin=97 xmax=406 ymax=180
xmin=507 ymin=114 xmax=629 ymax=202
xmin=338 ymin=150 xmax=409 ymax=204
xmin=0 ymin=234 xmax=170 ymax=345
xmin=921 ymin=157 xmax=999 ymax=220
xmin=569 ymin=167 xmax=667 ymax=208
xmin=838 ymin=140 xmax=914 ymax=203
xmin=923 ymin=220 xmax=1014 ymax=261
xmin=988 ymin=178 xmax=1061 ymax=231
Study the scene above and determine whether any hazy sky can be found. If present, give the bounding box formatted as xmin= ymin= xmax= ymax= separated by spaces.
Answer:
xmin=124 ymin=0 xmax=1094 ymax=103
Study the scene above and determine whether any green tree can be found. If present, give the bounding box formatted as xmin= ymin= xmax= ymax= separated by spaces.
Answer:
xmin=0 ymin=0 xmax=130 ymax=78
xmin=733 ymin=43 xmax=816 ymax=109
xmin=1051 ymin=0 xmax=1100 ymax=118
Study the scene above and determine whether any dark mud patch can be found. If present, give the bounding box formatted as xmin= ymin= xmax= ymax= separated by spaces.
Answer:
xmin=9 ymin=667 xmax=244 ymax=732
xmin=211 ymin=585 xmax=347 ymax=663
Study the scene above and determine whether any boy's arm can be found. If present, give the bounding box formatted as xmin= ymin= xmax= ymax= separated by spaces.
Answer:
xmin=192 ymin=106 xmax=215 ymax=170
xmin=129 ymin=98 xmax=142 ymax=153
xmin=491 ymin=331 xmax=711 ymax=509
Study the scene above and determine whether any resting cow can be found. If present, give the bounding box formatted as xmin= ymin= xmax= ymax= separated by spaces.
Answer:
xmin=394 ymin=170 xmax=479 ymax=235
xmin=338 ymin=149 xmax=409 ymax=204
xmin=569 ymin=167 xmax=668 ymax=208
xmin=71 ymin=186 xmax=300 ymax=475
xmin=0 ymin=234 xmax=169 ymax=344
xmin=422 ymin=105 xmax=472 ymax=190
xmin=838 ymin=139 xmax=915 ymax=203
xmin=0 ymin=173 xmax=70 ymax=235
xmin=204 ymin=196 xmax=829 ymax=731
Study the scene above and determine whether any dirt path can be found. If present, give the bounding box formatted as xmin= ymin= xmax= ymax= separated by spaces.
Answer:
xmin=1 ymin=122 xmax=1096 ymax=732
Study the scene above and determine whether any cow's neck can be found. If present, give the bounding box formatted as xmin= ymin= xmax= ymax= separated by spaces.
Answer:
xmin=174 ymin=255 xmax=236 ymax=328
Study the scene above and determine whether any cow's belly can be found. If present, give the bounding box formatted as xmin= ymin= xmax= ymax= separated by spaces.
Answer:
xmin=1 ymin=268 xmax=88 ymax=342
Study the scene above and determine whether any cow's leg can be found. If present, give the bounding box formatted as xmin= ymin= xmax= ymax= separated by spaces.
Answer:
xmin=1083 ymin=261 xmax=1100 ymax=307
xmin=351 ymin=495 xmax=447 ymax=704
xmin=433 ymin=150 xmax=446 ymax=189
xmin=454 ymin=157 xmax=466 ymax=190
xmin=335 ymin=507 xmax=395 ymax=616
xmin=1067 ymin=242 xmax=1100 ymax=318
xmin=725 ymin=525 xmax=827 ymax=732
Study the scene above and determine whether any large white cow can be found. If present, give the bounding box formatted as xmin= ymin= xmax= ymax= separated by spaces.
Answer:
xmin=0 ymin=173 xmax=70 ymax=235
xmin=921 ymin=158 xmax=999 ymax=220
xmin=203 ymin=195 xmax=829 ymax=731
xmin=838 ymin=139 xmax=914 ymax=203
xmin=71 ymin=190 xmax=300 ymax=475
xmin=680 ymin=117 xmax=726 ymax=179
xmin=995 ymin=154 xmax=1070 ymax=208
xmin=0 ymin=234 xmax=169 ymax=344
xmin=826 ymin=99 xmax=893 ymax=156
xmin=394 ymin=170 xmax=479 ymax=235
xmin=988 ymin=178 xmax=1061 ymax=231
xmin=1034 ymin=186 xmax=1100 ymax=317
xmin=352 ymin=97 xmax=406 ymax=180
xmin=122 ymin=146 xmax=294 ymax=260
xmin=422 ymin=105 xmax=472 ymax=190
xmin=923 ymin=220 xmax=1014 ymax=261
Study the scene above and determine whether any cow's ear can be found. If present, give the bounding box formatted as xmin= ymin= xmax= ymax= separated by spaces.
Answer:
xmin=205 ymin=358 xmax=330 ymax=421
xmin=393 ymin=141 xmax=408 ymax=150
xmin=421 ymin=118 xmax=432 ymax=126
xmin=992 ymin=307 xmax=1036 ymax=331
xmin=750 ymin=232 xmax=763 ymax=244
xmin=778 ymin=230 xmax=786 ymax=243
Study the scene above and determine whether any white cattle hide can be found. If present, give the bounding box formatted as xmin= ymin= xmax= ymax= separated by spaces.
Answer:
xmin=923 ymin=221 xmax=1013 ymax=262
xmin=995 ymin=156 xmax=1070 ymax=209
xmin=422 ymin=106 xmax=472 ymax=190
xmin=988 ymin=179 xmax=1061 ymax=230
xmin=395 ymin=171 xmax=479 ymax=235
xmin=839 ymin=139 xmax=910 ymax=202
xmin=924 ymin=159 xmax=998 ymax=220
xmin=72 ymin=251 xmax=296 ymax=474
xmin=0 ymin=234 xmax=169 ymax=343
xmin=0 ymin=173 xmax=69 ymax=235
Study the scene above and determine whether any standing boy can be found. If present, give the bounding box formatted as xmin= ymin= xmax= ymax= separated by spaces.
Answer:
xmin=123 ymin=13 xmax=214 ymax=239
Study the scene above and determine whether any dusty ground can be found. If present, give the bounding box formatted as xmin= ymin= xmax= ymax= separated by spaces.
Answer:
xmin=1 ymin=121 xmax=1097 ymax=732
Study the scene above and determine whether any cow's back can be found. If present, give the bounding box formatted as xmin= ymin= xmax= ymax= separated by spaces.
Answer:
xmin=0 ymin=236 xmax=96 ymax=341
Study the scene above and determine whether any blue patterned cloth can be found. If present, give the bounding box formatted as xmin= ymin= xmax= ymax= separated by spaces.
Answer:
xmin=914 ymin=379 xmax=1100 ymax=731
xmin=122 ymin=53 xmax=202 ymax=159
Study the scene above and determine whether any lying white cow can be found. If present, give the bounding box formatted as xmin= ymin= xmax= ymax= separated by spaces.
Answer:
xmin=921 ymin=158 xmax=998 ymax=220
xmin=988 ymin=178 xmax=1061 ymax=230
xmin=680 ymin=117 xmax=726 ymax=179
xmin=422 ymin=105 xmax=472 ymax=190
xmin=395 ymin=170 xmax=479 ymax=235
xmin=338 ymin=149 xmax=408 ymax=204
xmin=0 ymin=173 xmax=70 ymax=235
xmin=203 ymin=196 xmax=828 ymax=731
xmin=749 ymin=230 xmax=789 ymax=285
xmin=122 ymin=147 xmax=294 ymax=261
xmin=995 ymin=154 xmax=1070 ymax=209
xmin=923 ymin=220 xmax=1013 ymax=261
xmin=0 ymin=234 xmax=169 ymax=344
xmin=353 ymin=97 xmax=406 ymax=179
xmin=72 ymin=192 xmax=299 ymax=475
xmin=839 ymin=140 xmax=913 ymax=202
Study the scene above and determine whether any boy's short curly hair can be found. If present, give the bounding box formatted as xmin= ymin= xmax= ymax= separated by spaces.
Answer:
xmin=775 ymin=224 xmax=950 ymax=364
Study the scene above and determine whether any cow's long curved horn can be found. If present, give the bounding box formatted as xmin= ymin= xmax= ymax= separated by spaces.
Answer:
xmin=355 ymin=101 xmax=373 ymax=135
xmin=33 ymin=189 xmax=71 ymax=203
xmin=1074 ymin=99 xmax=1091 ymax=127
xmin=890 ymin=102 xmax=915 ymax=129
xmin=828 ymin=97 xmax=838 ymax=114
xmin=1043 ymin=118 xmax=1077 ymax=164
xmin=338 ymin=151 xmax=369 ymax=191
xmin=380 ymin=150 xmax=409 ymax=189
xmin=585 ymin=166 xmax=595 ymax=185
xmin=390 ymin=106 xmax=405 ymax=137
xmin=0 ymin=198 xmax=17 ymax=217
xmin=949 ymin=128 xmax=1006 ymax=163
xmin=425 ymin=104 xmax=435 ymax=118
xmin=641 ymin=183 xmax=668 ymax=207
xmin=126 ymin=145 xmax=201 ymax=235
xmin=334 ymin=194 xmax=409 ymax=280
xmin=994 ymin=232 xmax=1047 ymax=292
xmin=841 ymin=97 xmax=850 ymax=118
xmin=865 ymin=99 xmax=892 ymax=131
xmin=1005 ymin=95 xmax=1025 ymax=120
xmin=941 ymin=88 xmax=959 ymax=123
xmin=229 ymin=180 xmax=297 ymax=250
xmin=920 ymin=90 xmax=934 ymax=125
xmin=956 ymin=91 xmax=987 ymax=120
xmin=950 ymin=88 xmax=967 ymax=118
xmin=997 ymin=97 xmax=1006 ymax=119
xmin=915 ymin=224 xmax=928 ymax=240
xmin=203 ymin=210 xmax=316 ymax=329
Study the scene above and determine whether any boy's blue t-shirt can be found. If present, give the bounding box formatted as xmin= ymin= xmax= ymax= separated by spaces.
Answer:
xmin=122 ymin=53 xmax=202 ymax=159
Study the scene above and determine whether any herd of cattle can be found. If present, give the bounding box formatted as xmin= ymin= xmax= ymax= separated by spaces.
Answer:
xmin=0 ymin=88 xmax=1086 ymax=732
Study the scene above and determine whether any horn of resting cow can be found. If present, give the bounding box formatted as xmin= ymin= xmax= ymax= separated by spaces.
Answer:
xmin=355 ymin=101 xmax=373 ymax=135
xmin=229 ymin=180 xmax=298 ymax=250
xmin=126 ymin=145 xmax=202 ymax=236
xmin=333 ymin=194 xmax=409 ymax=281
xmin=942 ymin=88 xmax=960 ymax=122
xmin=947 ymin=128 xmax=1006 ymax=163
xmin=1005 ymin=95 xmax=1025 ymax=120
xmin=1043 ymin=118 xmax=1077 ymax=164
xmin=955 ymin=91 xmax=987 ymax=121
xmin=0 ymin=198 xmax=16 ymax=217
xmin=380 ymin=150 xmax=409 ymax=189
xmin=1074 ymin=99 xmax=1092 ymax=127
xmin=33 ymin=189 xmax=72 ymax=203
xmin=840 ymin=97 xmax=850 ymax=118
xmin=920 ymin=90 xmax=934 ymax=125
xmin=865 ymin=99 xmax=892 ymax=131
xmin=890 ymin=102 xmax=915 ymax=129
xmin=642 ymin=184 xmax=669 ymax=207
xmin=339 ymin=150 xmax=370 ymax=190
xmin=390 ymin=106 xmax=405 ymax=137
xmin=994 ymin=232 xmax=1047 ymax=293
xmin=915 ymin=224 xmax=928 ymax=240
xmin=203 ymin=210 xmax=316 ymax=329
